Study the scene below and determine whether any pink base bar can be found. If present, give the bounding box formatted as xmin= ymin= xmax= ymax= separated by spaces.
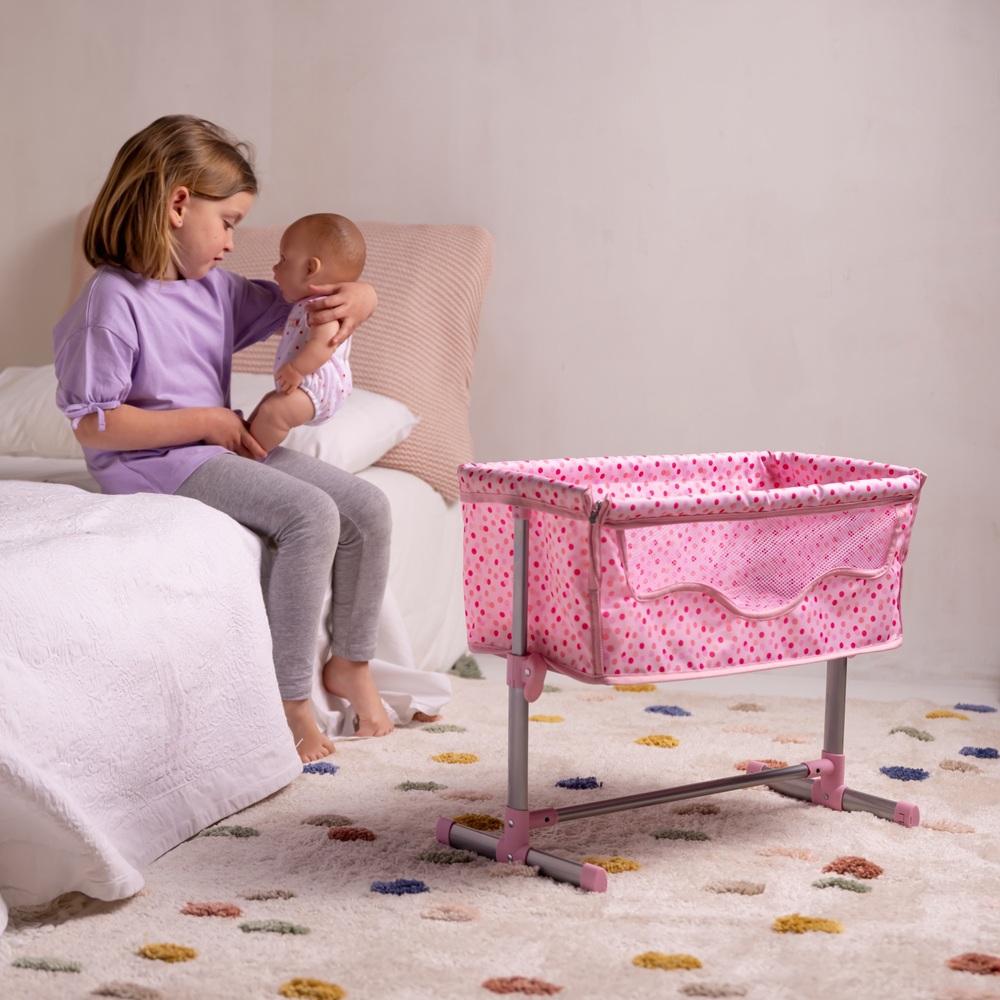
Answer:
xmin=894 ymin=802 xmax=920 ymax=828
xmin=435 ymin=817 xmax=454 ymax=845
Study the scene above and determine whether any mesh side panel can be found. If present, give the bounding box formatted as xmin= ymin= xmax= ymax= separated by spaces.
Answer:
xmin=620 ymin=506 xmax=898 ymax=616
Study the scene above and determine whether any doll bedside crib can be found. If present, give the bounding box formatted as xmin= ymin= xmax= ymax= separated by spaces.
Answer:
xmin=436 ymin=451 xmax=926 ymax=891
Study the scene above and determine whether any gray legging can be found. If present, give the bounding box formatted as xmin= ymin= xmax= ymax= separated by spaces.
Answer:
xmin=174 ymin=448 xmax=391 ymax=700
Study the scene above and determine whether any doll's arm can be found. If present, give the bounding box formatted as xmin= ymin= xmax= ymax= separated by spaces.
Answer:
xmin=275 ymin=318 xmax=340 ymax=394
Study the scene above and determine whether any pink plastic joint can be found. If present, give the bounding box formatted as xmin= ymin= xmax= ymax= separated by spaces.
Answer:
xmin=506 ymin=652 xmax=548 ymax=703
xmin=495 ymin=806 xmax=560 ymax=864
xmin=810 ymin=752 xmax=846 ymax=811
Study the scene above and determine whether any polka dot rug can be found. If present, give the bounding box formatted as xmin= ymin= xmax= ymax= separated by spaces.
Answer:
xmin=2 ymin=674 xmax=997 ymax=999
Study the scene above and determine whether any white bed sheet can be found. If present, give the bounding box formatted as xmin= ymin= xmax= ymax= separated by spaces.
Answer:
xmin=0 ymin=482 xmax=303 ymax=933
xmin=0 ymin=460 xmax=468 ymax=930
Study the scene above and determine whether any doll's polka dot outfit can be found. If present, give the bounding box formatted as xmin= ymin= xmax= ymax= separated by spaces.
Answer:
xmin=273 ymin=298 xmax=352 ymax=425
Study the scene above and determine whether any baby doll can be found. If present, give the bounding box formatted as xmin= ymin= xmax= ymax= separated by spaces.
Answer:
xmin=248 ymin=213 xmax=366 ymax=454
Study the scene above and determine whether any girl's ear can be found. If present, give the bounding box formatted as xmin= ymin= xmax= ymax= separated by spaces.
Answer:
xmin=305 ymin=256 xmax=322 ymax=278
xmin=168 ymin=186 xmax=191 ymax=229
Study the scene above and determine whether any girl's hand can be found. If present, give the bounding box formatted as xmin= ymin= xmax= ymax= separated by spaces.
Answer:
xmin=202 ymin=406 xmax=267 ymax=460
xmin=305 ymin=280 xmax=377 ymax=348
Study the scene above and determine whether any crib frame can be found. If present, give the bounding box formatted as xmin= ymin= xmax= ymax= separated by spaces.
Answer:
xmin=437 ymin=455 xmax=924 ymax=891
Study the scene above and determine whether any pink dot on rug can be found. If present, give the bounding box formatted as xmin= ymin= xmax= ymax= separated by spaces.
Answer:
xmin=327 ymin=826 xmax=376 ymax=841
xmin=821 ymin=856 xmax=883 ymax=879
xmin=947 ymin=952 xmax=1000 ymax=975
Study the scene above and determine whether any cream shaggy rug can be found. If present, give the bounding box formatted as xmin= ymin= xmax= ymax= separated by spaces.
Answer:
xmin=2 ymin=669 xmax=998 ymax=1000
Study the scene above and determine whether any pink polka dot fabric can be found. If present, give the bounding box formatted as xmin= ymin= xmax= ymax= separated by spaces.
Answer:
xmin=460 ymin=452 xmax=925 ymax=683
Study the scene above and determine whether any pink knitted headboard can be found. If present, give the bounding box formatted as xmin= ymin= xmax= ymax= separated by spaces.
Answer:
xmin=67 ymin=210 xmax=493 ymax=501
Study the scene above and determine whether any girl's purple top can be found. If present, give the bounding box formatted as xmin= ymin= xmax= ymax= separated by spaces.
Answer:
xmin=53 ymin=265 xmax=291 ymax=495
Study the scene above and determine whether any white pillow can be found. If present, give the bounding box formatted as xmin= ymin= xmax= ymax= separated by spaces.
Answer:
xmin=230 ymin=373 xmax=418 ymax=473
xmin=0 ymin=366 xmax=418 ymax=475
xmin=0 ymin=365 xmax=83 ymax=458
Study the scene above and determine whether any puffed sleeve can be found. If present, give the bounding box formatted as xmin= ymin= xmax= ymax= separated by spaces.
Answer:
xmin=54 ymin=326 xmax=135 ymax=432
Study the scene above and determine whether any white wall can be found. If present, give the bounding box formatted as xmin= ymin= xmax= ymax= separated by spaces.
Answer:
xmin=2 ymin=0 xmax=998 ymax=689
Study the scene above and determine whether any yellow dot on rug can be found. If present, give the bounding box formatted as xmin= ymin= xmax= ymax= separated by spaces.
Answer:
xmin=180 ymin=901 xmax=242 ymax=917
xmin=452 ymin=812 xmax=504 ymax=831
xmin=635 ymin=734 xmax=679 ymax=748
xmin=632 ymin=952 xmax=703 ymax=970
xmin=529 ymin=714 xmax=564 ymax=723
xmin=925 ymin=710 xmax=969 ymax=720
xmin=771 ymin=913 xmax=843 ymax=934
xmin=138 ymin=943 xmax=197 ymax=962
xmin=432 ymin=752 xmax=479 ymax=764
xmin=582 ymin=855 xmax=641 ymax=873
xmin=421 ymin=903 xmax=479 ymax=922
xmin=482 ymin=976 xmax=564 ymax=995
xmin=614 ymin=683 xmax=657 ymax=692
xmin=278 ymin=978 xmax=346 ymax=1000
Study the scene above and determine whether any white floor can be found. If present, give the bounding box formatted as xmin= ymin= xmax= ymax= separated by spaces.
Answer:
xmin=473 ymin=653 xmax=1000 ymax=707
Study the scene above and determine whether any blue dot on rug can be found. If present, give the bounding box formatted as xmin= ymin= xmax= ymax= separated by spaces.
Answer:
xmin=880 ymin=765 xmax=930 ymax=781
xmin=954 ymin=703 xmax=997 ymax=713
xmin=645 ymin=705 xmax=692 ymax=716
xmin=302 ymin=762 xmax=339 ymax=775
xmin=555 ymin=776 xmax=602 ymax=790
xmin=959 ymin=746 xmax=999 ymax=759
xmin=371 ymin=878 xmax=430 ymax=895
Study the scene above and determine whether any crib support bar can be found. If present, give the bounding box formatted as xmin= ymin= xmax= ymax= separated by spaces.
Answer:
xmin=553 ymin=763 xmax=814 ymax=821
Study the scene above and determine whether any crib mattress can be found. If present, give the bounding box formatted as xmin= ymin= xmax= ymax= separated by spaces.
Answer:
xmin=459 ymin=452 xmax=925 ymax=683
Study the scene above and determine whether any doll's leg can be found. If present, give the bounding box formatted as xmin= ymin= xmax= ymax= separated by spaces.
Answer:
xmin=265 ymin=448 xmax=396 ymax=736
xmin=248 ymin=388 xmax=316 ymax=454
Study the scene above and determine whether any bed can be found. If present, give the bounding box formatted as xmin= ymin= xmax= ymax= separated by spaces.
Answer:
xmin=0 ymin=216 xmax=493 ymax=932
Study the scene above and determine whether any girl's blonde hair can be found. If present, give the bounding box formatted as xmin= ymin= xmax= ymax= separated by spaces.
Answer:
xmin=84 ymin=115 xmax=258 ymax=280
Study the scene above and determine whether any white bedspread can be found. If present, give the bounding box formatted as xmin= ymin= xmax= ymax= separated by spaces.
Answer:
xmin=0 ymin=480 xmax=451 ymax=933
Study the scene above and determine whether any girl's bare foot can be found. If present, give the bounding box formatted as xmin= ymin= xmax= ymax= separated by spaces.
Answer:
xmin=283 ymin=698 xmax=336 ymax=762
xmin=322 ymin=656 xmax=395 ymax=737
xmin=412 ymin=711 xmax=442 ymax=723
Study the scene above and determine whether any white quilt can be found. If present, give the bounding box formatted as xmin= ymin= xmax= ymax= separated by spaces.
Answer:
xmin=0 ymin=480 xmax=452 ymax=932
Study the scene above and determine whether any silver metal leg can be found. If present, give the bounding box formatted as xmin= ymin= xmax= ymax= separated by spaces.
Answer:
xmin=507 ymin=515 xmax=529 ymax=812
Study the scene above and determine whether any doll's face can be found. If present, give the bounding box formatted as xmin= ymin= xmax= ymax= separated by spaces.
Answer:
xmin=272 ymin=225 xmax=317 ymax=303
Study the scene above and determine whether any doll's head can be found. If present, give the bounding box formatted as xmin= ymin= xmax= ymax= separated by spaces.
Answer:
xmin=272 ymin=213 xmax=366 ymax=303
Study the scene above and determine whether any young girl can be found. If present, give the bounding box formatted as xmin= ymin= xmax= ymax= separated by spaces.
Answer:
xmin=53 ymin=115 xmax=395 ymax=763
